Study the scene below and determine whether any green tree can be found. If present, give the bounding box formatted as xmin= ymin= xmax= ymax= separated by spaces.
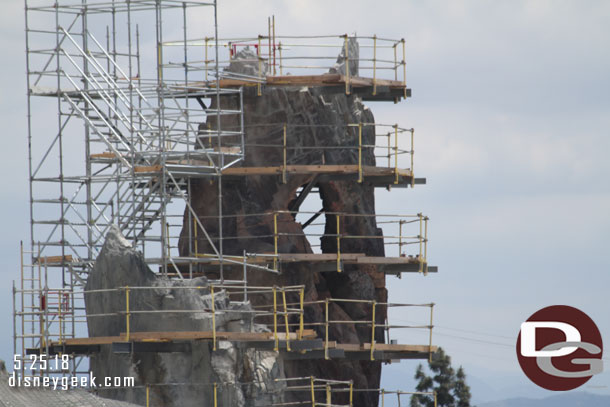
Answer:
xmin=454 ymin=367 xmax=473 ymax=407
xmin=410 ymin=347 xmax=473 ymax=407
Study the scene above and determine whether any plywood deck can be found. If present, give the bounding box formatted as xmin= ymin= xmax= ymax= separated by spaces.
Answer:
xmin=181 ymin=74 xmax=411 ymax=101
xmin=35 ymin=330 xmax=434 ymax=361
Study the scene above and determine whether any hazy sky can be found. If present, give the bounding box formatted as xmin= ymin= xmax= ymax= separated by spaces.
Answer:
xmin=1 ymin=1 xmax=609 ymax=403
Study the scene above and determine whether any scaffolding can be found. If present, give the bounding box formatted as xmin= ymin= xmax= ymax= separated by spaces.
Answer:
xmin=16 ymin=1 xmax=436 ymax=405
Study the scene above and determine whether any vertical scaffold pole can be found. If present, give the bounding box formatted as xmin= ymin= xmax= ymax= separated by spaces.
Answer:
xmin=282 ymin=124 xmax=287 ymax=183
xmin=336 ymin=214 xmax=341 ymax=272
xmin=394 ymin=124 xmax=399 ymax=184
xmin=418 ymin=213 xmax=424 ymax=273
xmin=370 ymin=301 xmax=376 ymax=361
xmin=344 ymin=34 xmax=350 ymax=95
xmin=273 ymin=286 xmax=279 ymax=351
xmin=211 ymin=285 xmax=216 ymax=351
xmin=205 ymin=37 xmax=209 ymax=82
xmin=298 ymin=287 xmax=304 ymax=340
xmin=424 ymin=216 xmax=429 ymax=275
xmin=373 ymin=35 xmax=377 ymax=96
xmin=381 ymin=389 xmax=385 ymax=407
xmin=324 ymin=299 xmax=329 ymax=359
xmin=273 ymin=212 xmax=279 ymax=271
xmin=58 ymin=291 xmax=63 ymax=344
xmin=146 ymin=385 xmax=150 ymax=407
xmin=402 ymin=38 xmax=407 ymax=98
xmin=125 ymin=286 xmax=130 ymax=342
xmin=410 ymin=129 xmax=415 ymax=187
xmin=243 ymin=250 xmax=248 ymax=303
xmin=257 ymin=35 xmax=262 ymax=96
xmin=399 ymin=220 xmax=403 ymax=256
xmin=385 ymin=131 xmax=390 ymax=173
xmin=310 ymin=376 xmax=315 ymax=407
xmin=279 ymin=41 xmax=283 ymax=75
xmin=214 ymin=382 xmax=218 ymax=407
xmin=393 ymin=42 xmax=398 ymax=81
xmin=326 ymin=383 xmax=331 ymax=406
xmin=282 ymin=288 xmax=291 ymax=351
xmin=193 ymin=217 xmax=198 ymax=256
xmin=272 ymin=15 xmax=276 ymax=76
xmin=358 ymin=123 xmax=363 ymax=183
xmin=349 ymin=381 xmax=353 ymax=407
xmin=429 ymin=303 xmax=435 ymax=363
xmin=268 ymin=17 xmax=272 ymax=73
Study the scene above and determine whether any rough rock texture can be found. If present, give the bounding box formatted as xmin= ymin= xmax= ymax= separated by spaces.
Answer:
xmin=85 ymin=226 xmax=284 ymax=407
xmin=178 ymin=40 xmax=386 ymax=406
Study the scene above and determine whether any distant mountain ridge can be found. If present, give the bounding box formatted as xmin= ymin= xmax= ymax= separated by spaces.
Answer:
xmin=479 ymin=392 xmax=610 ymax=407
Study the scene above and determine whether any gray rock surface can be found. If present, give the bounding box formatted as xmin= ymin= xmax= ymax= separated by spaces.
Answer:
xmin=329 ymin=36 xmax=360 ymax=76
xmin=85 ymin=226 xmax=283 ymax=406
xmin=224 ymin=48 xmax=269 ymax=78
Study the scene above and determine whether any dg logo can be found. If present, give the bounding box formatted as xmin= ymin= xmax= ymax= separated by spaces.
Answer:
xmin=516 ymin=305 xmax=604 ymax=391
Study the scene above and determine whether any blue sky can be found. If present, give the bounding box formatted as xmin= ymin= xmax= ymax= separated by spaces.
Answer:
xmin=1 ymin=1 xmax=609 ymax=404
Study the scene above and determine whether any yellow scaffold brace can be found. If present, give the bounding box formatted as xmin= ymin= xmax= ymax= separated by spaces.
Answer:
xmin=146 ymin=385 xmax=150 ymax=407
xmin=211 ymin=285 xmax=216 ymax=351
xmin=125 ymin=286 xmax=130 ymax=342
xmin=310 ymin=376 xmax=316 ymax=407
xmin=282 ymin=288 xmax=291 ymax=352
xmin=273 ymin=286 xmax=279 ymax=352
xmin=214 ymin=382 xmax=218 ymax=407
xmin=349 ymin=381 xmax=354 ymax=407
xmin=370 ymin=301 xmax=377 ymax=361
xmin=298 ymin=287 xmax=305 ymax=340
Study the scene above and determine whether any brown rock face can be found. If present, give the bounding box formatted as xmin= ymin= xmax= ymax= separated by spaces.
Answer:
xmin=179 ymin=59 xmax=387 ymax=405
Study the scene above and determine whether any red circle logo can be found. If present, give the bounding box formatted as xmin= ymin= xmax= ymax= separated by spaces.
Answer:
xmin=516 ymin=305 xmax=603 ymax=391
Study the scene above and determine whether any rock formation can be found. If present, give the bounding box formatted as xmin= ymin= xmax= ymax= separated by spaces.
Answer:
xmin=85 ymin=226 xmax=284 ymax=407
xmin=178 ymin=39 xmax=386 ymax=406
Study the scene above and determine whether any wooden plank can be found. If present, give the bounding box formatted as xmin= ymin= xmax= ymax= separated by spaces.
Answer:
xmin=356 ymin=256 xmax=418 ymax=265
xmin=61 ymin=335 xmax=125 ymax=345
xmin=184 ymin=74 xmax=406 ymax=91
xmin=90 ymin=152 xmax=119 ymax=159
xmin=35 ymin=255 xmax=73 ymax=265
xmin=134 ymin=165 xmax=162 ymax=173
xmin=279 ymin=253 xmax=363 ymax=262
xmin=334 ymin=343 xmax=360 ymax=351
xmin=57 ymin=329 xmax=318 ymax=346
xmin=222 ymin=165 xmax=411 ymax=177
xmin=361 ymin=343 xmax=437 ymax=353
